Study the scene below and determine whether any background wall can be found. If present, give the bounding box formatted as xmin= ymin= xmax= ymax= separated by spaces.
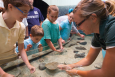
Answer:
xmin=43 ymin=0 xmax=107 ymax=6
xmin=43 ymin=0 xmax=81 ymax=6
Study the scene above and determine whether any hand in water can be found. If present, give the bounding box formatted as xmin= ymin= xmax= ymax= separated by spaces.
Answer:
xmin=56 ymin=49 xmax=63 ymax=52
xmin=27 ymin=65 xmax=36 ymax=73
xmin=62 ymin=39 xmax=65 ymax=44
xmin=80 ymin=34 xmax=85 ymax=39
xmin=66 ymin=69 xmax=78 ymax=76
xmin=57 ymin=64 xmax=72 ymax=70
xmin=27 ymin=44 xmax=32 ymax=51
xmin=2 ymin=73 xmax=15 ymax=77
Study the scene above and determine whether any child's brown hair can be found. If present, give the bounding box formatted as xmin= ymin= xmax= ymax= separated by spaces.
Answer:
xmin=47 ymin=5 xmax=59 ymax=14
xmin=3 ymin=0 xmax=31 ymax=10
xmin=30 ymin=25 xmax=44 ymax=37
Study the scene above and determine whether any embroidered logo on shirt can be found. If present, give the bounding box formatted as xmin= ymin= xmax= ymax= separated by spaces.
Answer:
xmin=34 ymin=11 xmax=38 ymax=14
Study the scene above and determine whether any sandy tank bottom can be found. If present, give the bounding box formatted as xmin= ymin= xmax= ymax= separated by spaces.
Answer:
xmin=3 ymin=35 xmax=103 ymax=77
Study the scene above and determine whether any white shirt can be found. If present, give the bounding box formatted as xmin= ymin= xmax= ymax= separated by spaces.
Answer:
xmin=22 ymin=18 xmax=28 ymax=27
xmin=0 ymin=0 xmax=4 ymax=8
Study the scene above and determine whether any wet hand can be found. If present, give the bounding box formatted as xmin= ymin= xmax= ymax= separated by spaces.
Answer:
xmin=80 ymin=34 xmax=85 ymax=39
xmin=56 ymin=49 xmax=63 ymax=52
xmin=57 ymin=64 xmax=72 ymax=70
xmin=28 ymin=65 xmax=36 ymax=73
xmin=2 ymin=73 xmax=15 ymax=77
xmin=38 ymin=44 xmax=43 ymax=52
xmin=66 ymin=69 xmax=78 ymax=76
xmin=27 ymin=44 xmax=32 ymax=51
xmin=62 ymin=39 xmax=65 ymax=44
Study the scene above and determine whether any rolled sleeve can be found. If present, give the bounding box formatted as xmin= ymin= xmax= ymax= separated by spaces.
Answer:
xmin=105 ymin=23 xmax=115 ymax=47
xmin=91 ymin=36 xmax=101 ymax=47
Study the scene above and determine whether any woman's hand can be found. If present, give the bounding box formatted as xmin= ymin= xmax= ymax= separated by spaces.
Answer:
xmin=57 ymin=64 xmax=72 ymax=70
xmin=66 ymin=69 xmax=78 ymax=76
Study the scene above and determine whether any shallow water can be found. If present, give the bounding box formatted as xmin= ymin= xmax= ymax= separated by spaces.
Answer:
xmin=3 ymin=35 xmax=103 ymax=77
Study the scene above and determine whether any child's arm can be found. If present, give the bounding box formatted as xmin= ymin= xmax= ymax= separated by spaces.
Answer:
xmin=59 ymin=25 xmax=62 ymax=31
xmin=58 ymin=38 xmax=63 ymax=49
xmin=38 ymin=44 xmax=43 ymax=52
xmin=0 ymin=67 xmax=15 ymax=77
xmin=45 ymin=39 xmax=62 ymax=52
xmin=25 ymin=26 xmax=29 ymax=39
xmin=18 ymin=43 xmax=35 ymax=73
xmin=25 ymin=44 xmax=32 ymax=52
xmin=45 ymin=39 xmax=56 ymax=51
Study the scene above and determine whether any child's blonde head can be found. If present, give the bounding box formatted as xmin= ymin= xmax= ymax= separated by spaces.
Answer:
xmin=47 ymin=5 xmax=59 ymax=14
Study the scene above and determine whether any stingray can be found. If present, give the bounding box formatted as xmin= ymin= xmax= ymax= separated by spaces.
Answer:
xmin=77 ymin=38 xmax=84 ymax=40
xmin=74 ymin=52 xmax=85 ymax=58
xmin=79 ymin=42 xmax=87 ymax=45
xmin=73 ymin=50 xmax=79 ymax=53
xmin=75 ymin=46 xmax=86 ymax=50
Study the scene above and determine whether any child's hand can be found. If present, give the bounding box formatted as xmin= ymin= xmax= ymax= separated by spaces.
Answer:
xmin=56 ymin=49 xmax=63 ymax=52
xmin=27 ymin=44 xmax=32 ymax=51
xmin=27 ymin=65 xmax=36 ymax=73
xmin=80 ymin=34 xmax=85 ymax=39
xmin=38 ymin=44 xmax=43 ymax=52
xmin=61 ymin=39 xmax=65 ymax=44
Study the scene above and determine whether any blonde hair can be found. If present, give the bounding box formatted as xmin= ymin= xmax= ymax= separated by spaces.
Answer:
xmin=47 ymin=5 xmax=59 ymax=14
xmin=73 ymin=0 xmax=108 ymax=20
xmin=105 ymin=0 xmax=115 ymax=16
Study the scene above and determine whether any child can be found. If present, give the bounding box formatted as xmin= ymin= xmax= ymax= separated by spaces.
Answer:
xmin=0 ymin=0 xmax=35 ymax=76
xmin=16 ymin=25 xmax=44 ymax=56
xmin=57 ymin=10 xmax=84 ymax=43
xmin=59 ymin=12 xmax=84 ymax=42
xmin=40 ymin=5 xmax=63 ymax=52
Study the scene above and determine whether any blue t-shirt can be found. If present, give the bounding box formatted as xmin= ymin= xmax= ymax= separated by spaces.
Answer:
xmin=27 ymin=7 xmax=44 ymax=34
xmin=16 ymin=37 xmax=40 ymax=56
xmin=60 ymin=19 xmax=73 ymax=41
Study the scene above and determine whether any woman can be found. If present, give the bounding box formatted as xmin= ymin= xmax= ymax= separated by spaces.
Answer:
xmin=58 ymin=0 xmax=115 ymax=77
